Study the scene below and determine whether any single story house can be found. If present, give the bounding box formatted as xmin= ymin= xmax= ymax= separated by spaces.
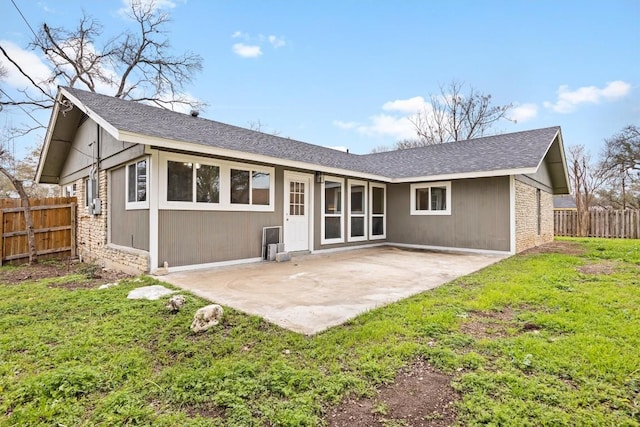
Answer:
xmin=36 ymin=87 xmax=570 ymax=274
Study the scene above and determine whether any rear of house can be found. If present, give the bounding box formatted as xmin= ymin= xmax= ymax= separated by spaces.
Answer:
xmin=37 ymin=87 xmax=569 ymax=273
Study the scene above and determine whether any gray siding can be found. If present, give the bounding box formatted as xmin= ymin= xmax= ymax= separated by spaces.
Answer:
xmin=517 ymin=157 xmax=553 ymax=192
xmin=109 ymin=166 xmax=150 ymax=250
xmin=387 ymin=177 xmax=511 ymax=252
xmin=59 ymin=118 xmax=144 ymax=185
xmin=157 ymin=167 xmax=284 ymax=268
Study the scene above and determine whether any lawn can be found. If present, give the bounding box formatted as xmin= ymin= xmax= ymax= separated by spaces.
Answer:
xmin=1 ymin=238 xmax=639 ymax=426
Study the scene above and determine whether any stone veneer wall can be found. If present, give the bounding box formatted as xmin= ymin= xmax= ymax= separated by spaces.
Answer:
xmin=74 ymin=170 xmax=150 ymax=274
xmin=515 ymin=179 xmax=554 ymax=253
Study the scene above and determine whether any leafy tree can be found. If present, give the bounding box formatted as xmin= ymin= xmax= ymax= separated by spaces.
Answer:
xmin=600 ymin=125 xmax=639 ymax=210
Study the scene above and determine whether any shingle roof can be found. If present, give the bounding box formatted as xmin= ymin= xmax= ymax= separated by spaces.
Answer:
xmin=61 ymin=87 xmax=560 ymax=180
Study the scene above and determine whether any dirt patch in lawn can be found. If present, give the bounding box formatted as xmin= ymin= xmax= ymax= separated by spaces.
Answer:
xmin=326 ymin=359 xmax=458 ymax=427
xmin=0 ymin=261 xmax=132 ymax=289
xmin=577 ymin=261 xmax=619 ymax=275
xmin=460 ymin=308 xmax=518 ymax=339
xmin=522 ymin=241 xmax=586 ymax=256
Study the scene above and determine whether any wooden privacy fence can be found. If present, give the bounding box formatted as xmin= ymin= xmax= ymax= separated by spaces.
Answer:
xmin=0 ymin=197 xmax=77 ymax=265
xmin=555 ymin=209 xmax=640 ymax=239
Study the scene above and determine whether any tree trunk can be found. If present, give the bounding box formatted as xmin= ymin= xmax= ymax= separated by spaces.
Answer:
xmin=0 ymin=167 xmax=38 ymax=264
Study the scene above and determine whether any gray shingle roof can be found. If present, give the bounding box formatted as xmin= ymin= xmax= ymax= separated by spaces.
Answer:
xmin=62 ymin=87 xmax=560 ymax=180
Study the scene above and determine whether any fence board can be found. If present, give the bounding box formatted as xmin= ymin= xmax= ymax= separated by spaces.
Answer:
xmin=1 ymin=197 xmax=77 ymax=264
xmin=554 ymin=209 xmax=640 ymax=239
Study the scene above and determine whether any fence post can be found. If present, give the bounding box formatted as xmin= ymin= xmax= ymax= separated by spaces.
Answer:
xmin=70 ymin=202 xmax=76 ymax=258
xmin=0 ymin=209 xmax=3 ymax=266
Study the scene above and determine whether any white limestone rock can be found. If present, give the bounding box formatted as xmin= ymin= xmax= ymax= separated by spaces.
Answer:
xmin=166 ymin=295 xmax=186 ymax=312
xmin=190 ymin=304 xmax=224 ymax=332
xmin=127 ymin=285 xmax=176 ymax=300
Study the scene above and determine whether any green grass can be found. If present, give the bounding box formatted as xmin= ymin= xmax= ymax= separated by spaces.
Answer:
xmin=1 ymin=238 xmax=639 ymax=426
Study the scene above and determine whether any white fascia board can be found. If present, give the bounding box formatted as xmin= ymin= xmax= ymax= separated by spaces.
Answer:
xmin=35 ymin=92 xmax=62 ymax=183
xmin=532 ymin=129 xmax=571 ymax=195
xmin=59 ymin=87 xmax=120 ymax=140
xmin=122 ymin=130 xmax=390 ymax=182
xmin=392 ymin=167 xmax=538 ymax=183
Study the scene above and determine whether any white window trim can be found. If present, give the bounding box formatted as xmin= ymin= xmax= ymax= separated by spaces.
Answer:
xmin=321 ymin=176 xmax=345 ymax=245
xmin=125 ymin=157 xmax=150 ymax=210
xmin=369 ymin=182 xmax=386 ymax=240
xmin=410 ymin=181 xmax=452 ymax=216
xmin=347 ymin=179 xmax=368 ymax=242
xmin=158 ymin=152 xmax=275 ymax=212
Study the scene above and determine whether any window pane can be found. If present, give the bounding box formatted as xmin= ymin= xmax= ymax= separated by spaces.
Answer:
xmin=416 ymin=188 xmax=430 ymax=211
xmin=351 ymin=217 xmax=365 ymax=237
xmin=167 ymin=161 xmax=193 ymax=202
xmin=325 ymin=217 xmax=341 ymax=239
xmin=372 ymin=216 xmax=384 ymax=236
xmin=136 ymin=160 xmax=147 ymax=202
xmin=372 ymin=187 xmax=385 ymax=214
xmin=431 ymin=186 xmax=446 ymax=210
xmin=252 ymin=171 xmax=270 ymax=205
xmin=231 ymin=169 xmax=250 ymax=204
xmin=127 ymin=164 xmax=136 ymax=202
xmin=196 ymin=164 xmax=220 ymax=203
xmin=325 ymin=181 xmax=342 ymax=214
xmin=350 ymin=185 xmax=364 ymax=214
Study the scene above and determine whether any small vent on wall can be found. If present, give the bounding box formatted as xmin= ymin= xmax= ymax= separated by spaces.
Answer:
xmin=78 ymin=113 xmax=89 ymax=127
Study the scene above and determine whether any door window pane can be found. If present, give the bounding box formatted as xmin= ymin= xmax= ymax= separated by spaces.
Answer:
xmin=230 ymin=169 xmax=250 ymax=204
xmin=167 ymin=161 xmax=193 ymax=202
xmin=252 ymin=171 xmax=270 ymax=205
xmin=196 ymin=164 xmax=220 ymax=203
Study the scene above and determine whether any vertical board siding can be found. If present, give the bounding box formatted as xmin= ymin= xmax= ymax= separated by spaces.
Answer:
xmin=0 ymin=197 xmax=77 ymax=264
xmin=554 ymin=209 xmax=640 ymax=238
xmin=110 ymin=166 xmax=150 ymax=250
xmin=387 ymin=177 xmax=511 ymax=252
xmin=156 ymin=167 xmax=284 ymax=268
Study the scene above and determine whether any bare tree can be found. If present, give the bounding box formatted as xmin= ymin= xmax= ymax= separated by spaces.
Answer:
xmin=408 ymin=81 xmax=513 ymax=146
xmin=567 ymin=145 xmax=609 ymax=236
xmin=247 ymin=119 xmax=281 ymax=136
xmin=600 ymin=125 xmax=640 ymax=209
xmin=0 ymin=0 xmax=203 ymax=114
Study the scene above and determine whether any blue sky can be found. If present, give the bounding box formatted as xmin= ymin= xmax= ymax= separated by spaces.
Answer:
xmin=1 ymin=0 xmax=638 ymax=161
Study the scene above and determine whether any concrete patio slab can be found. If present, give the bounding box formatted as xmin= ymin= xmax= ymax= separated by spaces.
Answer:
xmin=159 ymin=247 xmax=505 ymax=335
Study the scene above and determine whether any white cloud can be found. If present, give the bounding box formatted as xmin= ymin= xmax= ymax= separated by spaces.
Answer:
xmin=509 ymin=103 xmax=538 ymax=123
xmin=544 ymin=80 xmax=632 ymax=113
xmin=232 ymin=43 xmax=262 ymax=58
xmin=0 ymin=40 xmax=53 ymax=90
xmin=357 ymin=114 xmax=416 ymax=140
xmin=382 ymin=96 xmax=427 ymax=114
xmin=232 ymin=31 xmax=249 ymax=39
xmin=268 ymin=35 xmax=286 ymax=48
xmin=37 ymin=2 xmax=55 ymax=13
xmin=333 ymin=120 xmax=358 ymax=130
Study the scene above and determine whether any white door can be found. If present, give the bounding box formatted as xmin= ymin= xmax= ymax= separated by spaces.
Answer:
xmin=284 ymin=172 xmax=311 ymax=252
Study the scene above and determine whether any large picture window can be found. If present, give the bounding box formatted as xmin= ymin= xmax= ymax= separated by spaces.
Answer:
xmin=321 ymin=177 xmax=344 ymax=244
xmin=160 ymin=153 xmax=273 ymax=211
xmin=369 ymin=183 xmax=386 ymax=239
xmin=126 ymin=158 xmax=149 ymax=209
xmin=348 ymin=180 xmax=367 ymax=242
xmin=410 ymin=182 xmax=451 ymax=215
